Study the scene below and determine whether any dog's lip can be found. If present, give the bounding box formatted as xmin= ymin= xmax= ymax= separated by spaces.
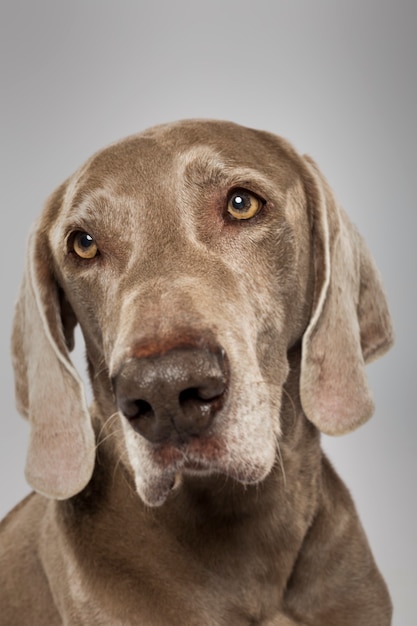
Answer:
xmin=183 ymin=459 xmax=211 ymax=471
xmin=151 ymin=435 xmax=225 ymax=471
xmin=136 ymin=435 xmax=274 ymax=507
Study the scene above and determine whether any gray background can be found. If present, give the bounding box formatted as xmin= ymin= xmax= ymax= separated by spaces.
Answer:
xmin=1 ymin=1 xmax=415 ymax=623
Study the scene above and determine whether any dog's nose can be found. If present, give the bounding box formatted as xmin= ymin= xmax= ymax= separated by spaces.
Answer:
xmin=114 ymin=347 xmax=228 ymax=444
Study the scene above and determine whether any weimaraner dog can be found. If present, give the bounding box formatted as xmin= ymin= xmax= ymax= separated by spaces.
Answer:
xmin=0 ymin=120 xmax=393 ymax=625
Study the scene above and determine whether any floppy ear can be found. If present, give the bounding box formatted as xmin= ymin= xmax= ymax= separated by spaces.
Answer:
xmin=300 ymin=156 xmax=394 ymax=435
xmin=11 ymin=205 xmax=95 ymax=499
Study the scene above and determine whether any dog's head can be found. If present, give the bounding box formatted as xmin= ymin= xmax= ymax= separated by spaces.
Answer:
xmin=11 ymin=120 xmax=393 ymax=506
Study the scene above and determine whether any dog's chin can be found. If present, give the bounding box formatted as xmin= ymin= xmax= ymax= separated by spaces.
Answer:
xmin=134 ymin=470 xmax=178 ymax=507
xmin=131 ymin=440 xmax=274 ymax=507
xmin=121 ymin=419 xmax=277 ymax=507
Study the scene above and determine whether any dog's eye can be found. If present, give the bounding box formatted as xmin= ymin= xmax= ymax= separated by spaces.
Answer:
xmin=72 ymin=232 xmax=99 ymax=259
xmin=227 ymin=190 xmax=263 ymax=220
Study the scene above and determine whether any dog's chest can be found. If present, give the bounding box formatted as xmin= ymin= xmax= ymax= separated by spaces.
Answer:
xmin=57 ymin=496 xmax=294 ymax=624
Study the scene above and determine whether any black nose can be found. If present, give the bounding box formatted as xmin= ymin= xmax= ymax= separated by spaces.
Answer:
xmin=114 ymin=347 xmax=228 ymax=444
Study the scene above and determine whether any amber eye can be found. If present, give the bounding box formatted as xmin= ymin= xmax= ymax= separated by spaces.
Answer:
xmin=72 ymin=232 xmax=99 ymax=259
xmin=227 ymin=190 xmax=263 ymax=220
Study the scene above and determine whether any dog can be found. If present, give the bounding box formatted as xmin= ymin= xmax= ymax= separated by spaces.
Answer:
xmin=0 ymin=120 xmax=394 ymax=625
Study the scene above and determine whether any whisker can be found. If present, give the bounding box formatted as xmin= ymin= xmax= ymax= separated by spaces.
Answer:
xmin=96 ymin=411 xmax=120 ymax=448
xmin=93 ymin=362 xmax=109 ymax=380
xmin=112 ymin=449 xmax=137 ymax=497
xmin=96 ymin=427 xmax=123 ymax=451
xmin=274 ymin=435 xmax=287 ymax=489
xmin=281 ymin=385 xmax=297 ymax=422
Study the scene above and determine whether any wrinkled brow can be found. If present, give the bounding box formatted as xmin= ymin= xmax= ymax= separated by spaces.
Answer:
xmin=50 ymin=186 xmax=139 ymax=249
xmin=179 ymin=147 xmax=286 ymax=203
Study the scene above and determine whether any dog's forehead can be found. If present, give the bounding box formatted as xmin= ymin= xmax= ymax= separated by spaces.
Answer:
xmin=72 ymin=120 xmax=301 ymax=198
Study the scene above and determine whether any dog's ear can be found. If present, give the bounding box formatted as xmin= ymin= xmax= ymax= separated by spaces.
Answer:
xmin=300 ymin=156 xmax=394 ymax=435
xmin=11 ymin=191 xmax=95 ymax=499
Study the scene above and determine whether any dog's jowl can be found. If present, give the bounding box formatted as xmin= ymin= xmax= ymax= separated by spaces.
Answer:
xmin=0 ymin=120 xmax=393 ymax=625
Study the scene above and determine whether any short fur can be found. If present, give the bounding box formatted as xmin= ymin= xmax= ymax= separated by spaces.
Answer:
xmin=0 ymin=120 xmax=393 ymax=625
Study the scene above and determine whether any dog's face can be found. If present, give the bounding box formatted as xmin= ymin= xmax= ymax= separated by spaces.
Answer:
xmin=12 ymin=120 xmax=393 ymax=505
xmin=48 ymin=121 xmax=314 ymax=505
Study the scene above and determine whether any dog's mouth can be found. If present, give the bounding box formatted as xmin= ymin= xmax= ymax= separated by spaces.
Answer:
xmin=141 ymin=433 xmax=272 ymax=503
xmin=124 ymin=424 xmax=274 ymax=507
xmin=130 ymin=436 xmax=223 ymax=506
xmin=148 ymin=434 xmax=228 ymax=484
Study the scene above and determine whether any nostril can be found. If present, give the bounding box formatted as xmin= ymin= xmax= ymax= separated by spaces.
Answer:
xmin=179 ymin=384 xmax=225 ymax=407
xmin=134 ymin=399 xmax=154 ymax=420
xmin=120 ymin=398 xmax=161 ymax=441
xmin=120 ymin=398 xmax=154 ymax=421
xmin=178 ymin=382 xmax=226 ymax=436
xmin=179 ymin=387 xmax=201 ymax=405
